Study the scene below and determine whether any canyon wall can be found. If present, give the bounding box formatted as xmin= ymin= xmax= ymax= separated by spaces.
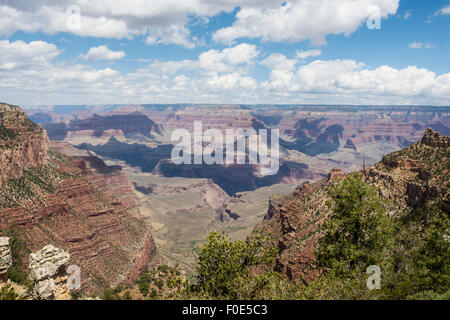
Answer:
xmin=262 ymin=129 xmax=449 ymax=283
xmin=0 ymin=104 xmax=49 ymax=184
xmin=0 ymin=104 xmax=156 ymax=293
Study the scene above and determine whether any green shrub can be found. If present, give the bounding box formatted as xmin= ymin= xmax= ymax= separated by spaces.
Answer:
xmin=316 ymin=172 xmax=395 ymax=277
xmin=4 ymin=225 xmax=33 ymax=290
xmin=0 ymin=284 xmax=20 ymax=300
xmin=70 ymin=290 xmax=83 ymax=300
xmin=193 ymin=229 xmax=277 ymax=299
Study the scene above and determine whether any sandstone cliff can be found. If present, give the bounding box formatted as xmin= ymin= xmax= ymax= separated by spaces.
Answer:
xmin=0 ymin=103 xmax=49 ymax=185
xmin=0 ymin=103 xmax=156 ymax=294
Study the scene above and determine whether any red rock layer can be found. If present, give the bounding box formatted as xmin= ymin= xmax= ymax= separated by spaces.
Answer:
xmin=0 ymin=105 xmax=156 ymax=293
xmin=0 ymin=104 xmax=49 ymax=184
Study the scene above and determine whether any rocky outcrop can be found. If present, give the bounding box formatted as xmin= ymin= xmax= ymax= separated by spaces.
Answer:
xmin=262 ymin=180 xmax=330 ymax=283
xmin=125 ymin=234 xmax=157 ymax=284
xmin=421 ymin=128 xmax=449 ymax=148
xmin=261 ymin=129 xmax=449 ymax=283
xmin=29 ymin=245 xmax=70 ymax=299
xmin=0 ymin=103 xmax=49 ymax=184
xmin=328 ymin=168 xmax=345 ymax=180
xmin=0 ymin=237 xmax=12 ymax=275
xmin=344 ymin=138 xmax=357 ymax=150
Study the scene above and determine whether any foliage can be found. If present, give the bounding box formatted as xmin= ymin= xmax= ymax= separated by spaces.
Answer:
xmin=382 ymin=200 xmax=450 ymax=299
xmin=135 ymin=264 xmax=187 ymax=299
xmin=70 ymin=290 xmax=83 ymax=300
xmin=0 ymin=284 xmax=20 ymax=300
xmin=4 ymin=225 xmax=33 ymax=290
xmin=316 ymin=172 xmax=395 ymax=277
xmin=406 ymin=289 xmax=450 ymax=300
xmin=0 ymin=125 xmax=17 ymax=140
xmin=411 ymin=212 xmax=449 ymax=293
xmin=101 ymin=286 xmax=123 ymax=300
xmin=192 ymin=229 xmax=277 ymax=299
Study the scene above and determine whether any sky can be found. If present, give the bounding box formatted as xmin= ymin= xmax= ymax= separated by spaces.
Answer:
xmin=0 ymin=0 xmax=449 ymax=107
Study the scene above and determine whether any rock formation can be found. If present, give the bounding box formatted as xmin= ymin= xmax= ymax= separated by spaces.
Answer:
xmin=29 ymin=245 xmax=70 ymax=299
xmin=421 ymin=128 xmax=449 ymax=148
xmin=0 ymin=103 xmax=49 ymax=184
xmin=0 ymin=237 xmax=12 ymax=276
xmin=42 ymin=112 xmax=161 ymax=141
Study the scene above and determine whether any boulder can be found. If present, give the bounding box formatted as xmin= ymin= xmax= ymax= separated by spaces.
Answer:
xmin=34 ymin=278 xmax=56 ymax=300
xmin=29 ymin=245 xmax=70 ymax=299
xmin=0 ymin=237 xmax=12 ymax=275
xmin=29 ymin=245 xmax=70 ymax=282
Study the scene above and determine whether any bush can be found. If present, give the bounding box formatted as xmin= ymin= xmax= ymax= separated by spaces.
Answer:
xmin=316 ymin=173 xmax=395 ymax=277
xmin=4 ymin=225 xmax=33 ymax=290
xmin=70 ymin=290 xmax=83 ymax=300
xmin=101 ymin=288 xmax=121 ymax=300
xmin=0 ymin=285 xmax=20 ymax=300
xmin=194 ymin=229 xmax=277 ymax=299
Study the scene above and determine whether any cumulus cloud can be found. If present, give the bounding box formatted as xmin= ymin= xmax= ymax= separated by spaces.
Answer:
xmin=199 ymin=43 xmax=259 ymax=72
xmin=0 ymin=40 xmax=122 ymax=104
xmin=436 ymin=5 xmax=450 ymax=15
xmin=263 ymin=59 xmax=450 ymax=104
xmin=260 ymin=54 xmax=297 ymax=71
xmin=213 ymin=0 xmax=399 ymax=45
xmin=0 ymin=0 xmax=269 ymax=47
xmin=80 ymin=45 xmax=125 ymax=61
xmin=0 ymin=1 xmax=400 ymax=47
xmin=296 ymin=49 xmax=322 ymax=59
xmin=208 ymin=72 xmax=258 ymax=90
xmin=0 ymin=40 xmax=61 ymax=70
xmin=145 ymin=25 xmax=197 ymax=49
xmin=1 ymin=40 xmax=449 ymax=106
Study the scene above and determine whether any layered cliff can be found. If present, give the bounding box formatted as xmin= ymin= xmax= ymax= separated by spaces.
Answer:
xmin=0 ymin=103 xmax=156 ymax=294
xmin=43 ymin=112 xmax=161 ymax=141
xmin=0 ymin=103 xmax=49 ymax=185
xmin=262 ymin=129 xmax=449 ymax=283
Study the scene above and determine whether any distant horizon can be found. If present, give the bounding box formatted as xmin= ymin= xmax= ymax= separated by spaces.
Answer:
xmin=19 ymin=103 xmax=450 ymax=110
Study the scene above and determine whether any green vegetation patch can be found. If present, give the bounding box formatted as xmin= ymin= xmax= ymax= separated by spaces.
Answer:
xmin=0 ymin=156 xmax=78 ymax=209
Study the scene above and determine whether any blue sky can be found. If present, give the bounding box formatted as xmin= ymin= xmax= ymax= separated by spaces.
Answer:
xmin=0 ymin=0 xmax=449 ymax=106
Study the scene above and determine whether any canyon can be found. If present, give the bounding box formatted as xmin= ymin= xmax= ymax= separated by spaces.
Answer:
xmin=22 ymin=104 xmax=449 ymax=274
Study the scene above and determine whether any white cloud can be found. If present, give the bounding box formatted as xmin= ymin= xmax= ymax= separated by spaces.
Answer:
xmin=296 ymin=49 xmax=322 ymax=59
xmin=1 ymin=40 xmax=449 ymax=106
xmin=213 ymin=0 xmax=399 ymax=45
xmin=0 ymin=1 xmax=269 ymax=47
xmin=80 ymin=45 xmax=125 ymax=61
xmin=408 ymin=42 xmax=436 ymax=49
xmin=263 ymin=59 xmax=450 ymax=105
xmin=145 ymin=25 xmax=196 ymax=49
xmin=0 ymin=1 xmax=400 ymax=47
xmin=199 ymin=43 xmax=259 ymax=72
xmin=436 ymin=5 xmax=450 ymax=15
xmin=208 ymin=72 xmax=258 ymax=90
xmin=260 ymin=54 xmax=297 ymax=71
xmin=0 ymin=40 xmax=61 ymax=70
xmin=0 ymin=40 xmax=123 ymax=104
